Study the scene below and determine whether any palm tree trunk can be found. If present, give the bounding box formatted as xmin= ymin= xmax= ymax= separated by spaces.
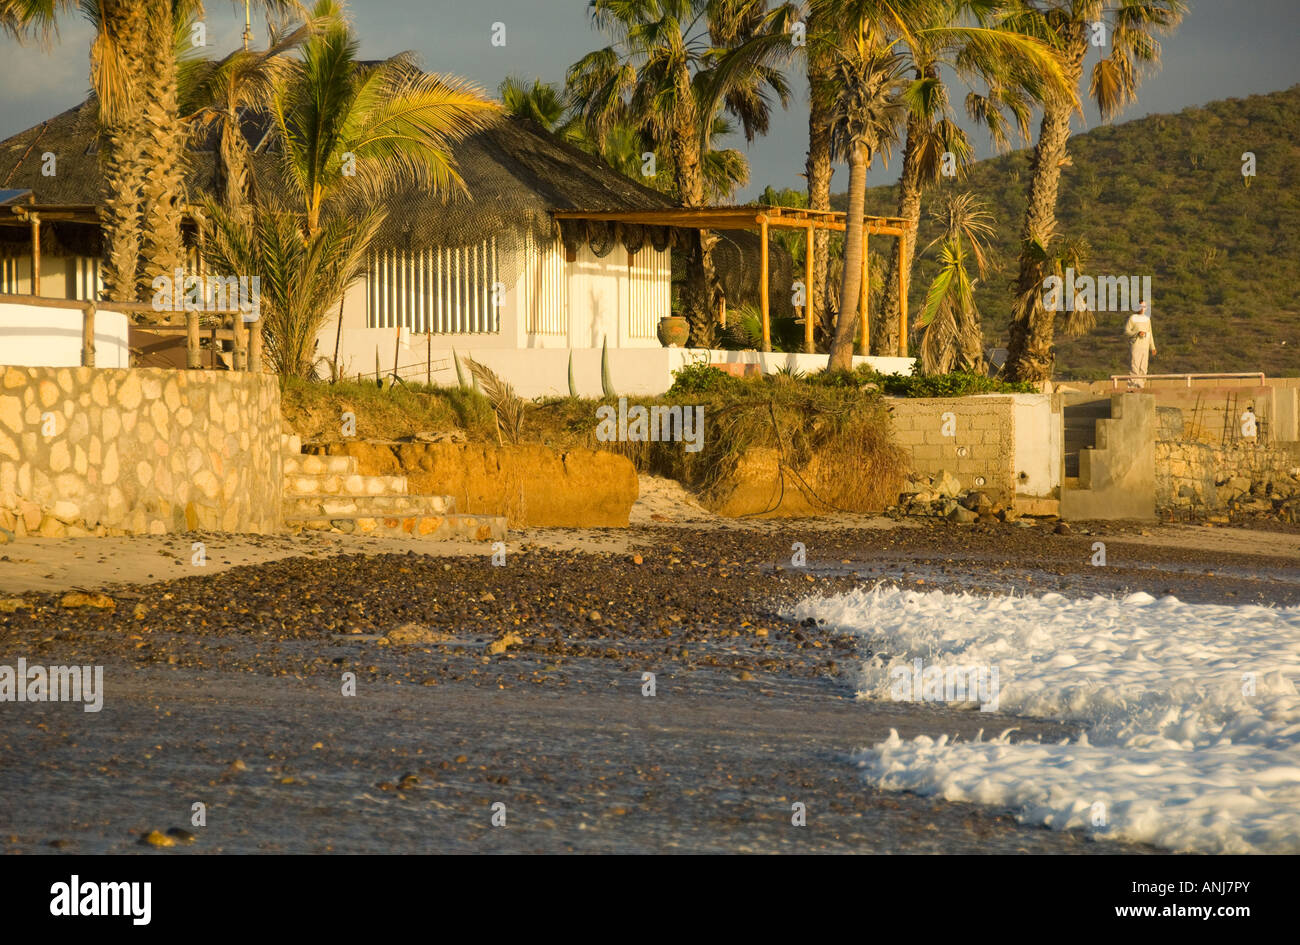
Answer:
xmin=136 ymin=0 xmax=187 ymax=299
xmin=805 ymin=41 xmax=834 ymax=348
xmin=829 ymin=142 xmax=869 ymax=371
xmin=879 ymin=108 xmax=926 ymax=356
xmin=671 ymin=92 xmax=718 ymax=343
xmin=1005 ymin=49 xmax=1085 ymax=383
xmin=96 ymin=0 xmax=149 ymax=302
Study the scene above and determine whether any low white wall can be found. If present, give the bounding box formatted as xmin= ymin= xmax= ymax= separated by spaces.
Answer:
xmin=408 ymin=347 xmax=915 ymax=399
xmin=0 ymin=302 xmax=130 ymax=368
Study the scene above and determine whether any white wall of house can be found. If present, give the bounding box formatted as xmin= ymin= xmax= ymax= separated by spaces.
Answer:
xmin=0 ymin=300 xmax=129 ymax=368
xmin=1 ymin=255 xmax=103 ymax=300
xmin=317 ymin=234 xmax=672 ymax=382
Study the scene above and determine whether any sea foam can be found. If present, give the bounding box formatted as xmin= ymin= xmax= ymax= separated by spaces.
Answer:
xmin=790 ymin=585 xmax=1300 ymax=853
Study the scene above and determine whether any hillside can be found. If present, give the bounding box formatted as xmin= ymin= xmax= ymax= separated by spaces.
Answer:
xmin=850 ymin=85 xmax=1300 ymax=379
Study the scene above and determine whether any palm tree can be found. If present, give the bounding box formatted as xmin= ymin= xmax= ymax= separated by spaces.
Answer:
xmin=915 ymin=191 xmax=994 ymax=372
xmin=875 ymin=0 xmax=1070 ymax=355
xmin=200 ymin=0 xmax=499 ymax=378
xmin=0 ymin=0 xmax=304 ymax=302
xmin=271 ymin=0 xmax=500 ymax=239
xmin=824 ymin=30 xmax=908 ymax=371
xmin=499 ymin=76 xmax=576 ymax=136
xmin=567 ymin=0 xmax=794 ymax=341
xmin=202 ymin=199 xmax=381 ymax=377
xmin=181 ymin=19 xmax=314 ymax=224
xmin=803 ymin=3 xmax=838 ymax=345
xmin=1003 ymin=0 xmax=1185 ymax=383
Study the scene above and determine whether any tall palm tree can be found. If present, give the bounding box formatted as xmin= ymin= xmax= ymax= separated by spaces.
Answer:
xmin=1003 ymin=0 xmax=1185 ymax=383
xmin=0 ymin=0 xmax=304 ymax=302
xmin=567 ymin=0 xmax=794 ymax=341
xmin=824 ymin=27 xmax=908 ymax=371
xmin=801 ymin=3 xmax=838 ymax=345
xmin=915 ymin=190 xmax=994 ymax=372
xmin=875 ymin=0 xmax=1069 ymax=355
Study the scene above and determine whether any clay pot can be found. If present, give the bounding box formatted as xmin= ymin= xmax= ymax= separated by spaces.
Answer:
xmin=657 ymin=315 xmax=689 ymax=348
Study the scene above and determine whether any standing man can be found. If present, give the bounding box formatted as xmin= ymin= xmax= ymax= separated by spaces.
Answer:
xmin=1124 ymin=301 xmax=1157 ymax=389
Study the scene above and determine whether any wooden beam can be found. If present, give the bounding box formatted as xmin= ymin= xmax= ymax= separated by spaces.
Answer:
xmin=248 ymin=317 xmax=263 ymax=374
xmin=232 ymin=313 xmax=248 ymax=371
xmin=804 ymin=223 xmax=814 ymax=354
xmin=897 ymin=230 xmax=909 ymax=357
xmin=186 ymin=310 xmax=201 ymax=369
xmin=29 ymin=212 xmax=40 ymax=295
xmin=80 ymin=302 xmax=95 ymax=367
xmin=759 ymin=215 xmax=771 ymax=352
xmin=859 ymin=228 xmax=870 ymax=355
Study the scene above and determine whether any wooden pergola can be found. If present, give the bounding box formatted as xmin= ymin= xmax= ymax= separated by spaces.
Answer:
xmin=553 ymin=205 xmax=913 ymax=355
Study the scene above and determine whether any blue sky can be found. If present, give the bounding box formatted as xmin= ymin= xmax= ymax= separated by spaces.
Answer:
xmin=1 ymin=0 xmax=1296 ymax=200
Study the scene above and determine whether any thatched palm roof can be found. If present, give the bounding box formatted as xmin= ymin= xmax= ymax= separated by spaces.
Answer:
xmin=0 ymin=98 xmax=790 ymax=314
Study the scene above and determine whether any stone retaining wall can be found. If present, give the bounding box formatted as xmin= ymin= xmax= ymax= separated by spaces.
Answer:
xmin=0 ymin=366 xmax=282 ymax=538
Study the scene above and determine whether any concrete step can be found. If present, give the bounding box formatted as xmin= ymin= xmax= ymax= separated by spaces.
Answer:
xmin=284 ymin=454 xmax=358 ymax=477
xmin=283 ymin=472 xmax=409 ymax=497
xmin=1014 ymin=496 xmax=1061 ymax=517
xmin=286 ymin=512 xmax=505 ymax=542
xmin=282 ymin=493 xmax=455 ymax=520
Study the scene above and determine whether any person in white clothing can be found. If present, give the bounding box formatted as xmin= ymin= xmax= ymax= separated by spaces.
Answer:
xmin=1124 ymin=302 xmax=1156 ymax=389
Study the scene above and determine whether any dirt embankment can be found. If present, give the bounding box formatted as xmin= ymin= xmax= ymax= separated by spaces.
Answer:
xmin=312 ymin=441 xmax=639 ymax=529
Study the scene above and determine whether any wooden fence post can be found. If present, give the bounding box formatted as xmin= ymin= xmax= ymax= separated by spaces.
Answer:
xmin=186 ymin=310 xmax=201 ymax=369
xmin=81 ymin=302 xmax=95 ymax=367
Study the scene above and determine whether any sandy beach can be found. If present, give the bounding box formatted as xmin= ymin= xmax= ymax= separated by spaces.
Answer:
xmin=3 ymin=478 xmax=1298 ymax=853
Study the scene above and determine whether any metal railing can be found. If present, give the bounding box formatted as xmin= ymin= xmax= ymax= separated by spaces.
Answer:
xmin=1110 ymin=372 xmax=1266 ymax=389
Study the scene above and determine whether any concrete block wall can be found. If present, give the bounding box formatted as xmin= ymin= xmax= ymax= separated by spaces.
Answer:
xmin=0 ymin=366 xmax=282 ymax=538
xmin=888 ymin=396 xmax=1018 ymax=501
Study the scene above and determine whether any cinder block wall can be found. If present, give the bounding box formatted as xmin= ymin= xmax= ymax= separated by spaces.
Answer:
xmin=0 ymin=366 xmax=282 ymax=537
xmin=888 ymin=396 xmax=1018 ymax=501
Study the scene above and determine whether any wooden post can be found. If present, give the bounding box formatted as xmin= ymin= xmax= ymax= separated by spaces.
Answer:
xmin=804 ymin=224 xmax=815 ymax=353
xmin=859 ymin=227 xmax=870 ymax=355
xmin=248 ymin=316 xmax=263 ymax=373
xmin=897 ymin=229 xmax=909 ymax=357
xmin=232 ymin=313 xmax=248 ymax=371
xmin=186 ymin=310 xmax=201 ymax=369
xmin=758 ymin=215 xmax=771 ymax=352
xmin=29 ymin=212 xmax=40 ymax=296
xmin=80 ymin=302 xmax=95 ymax=367
xmin=718 ymin=293 xmax=727 ymax=328
xmin=426 ymin=329 xmax=432 ymax=386
xmin=391 ymin=322 xmax=401 ymax=385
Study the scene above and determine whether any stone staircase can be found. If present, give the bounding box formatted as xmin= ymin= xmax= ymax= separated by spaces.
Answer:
xmin=280 ymin=433 xmax=505 ymax=540
xmin=1059 ymin=393 xmax=1157 ymax=521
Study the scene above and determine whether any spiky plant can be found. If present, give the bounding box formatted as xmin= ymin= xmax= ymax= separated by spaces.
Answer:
xmin=463 ymin=356 xmax=524 ymax=445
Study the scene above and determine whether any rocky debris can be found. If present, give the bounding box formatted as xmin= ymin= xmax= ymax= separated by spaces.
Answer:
xmin=890 ymin=473 xmax=1046 ymax=525
xmin=384 ymin=622 xmax=453 ymax=645
xmin=58 ymin=592 xmax=115 ymax=610
xmin=0 ymin=598 xmax=30 ymax=613
xmin=487 ymin=631 xmax=523 ymax=656
xmin=139 ymin=830 xmax=175 ymax=848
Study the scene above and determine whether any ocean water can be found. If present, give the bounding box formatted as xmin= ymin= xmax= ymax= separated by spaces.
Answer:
xmin=789 ymin=586 xmax=1300 ymax=853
